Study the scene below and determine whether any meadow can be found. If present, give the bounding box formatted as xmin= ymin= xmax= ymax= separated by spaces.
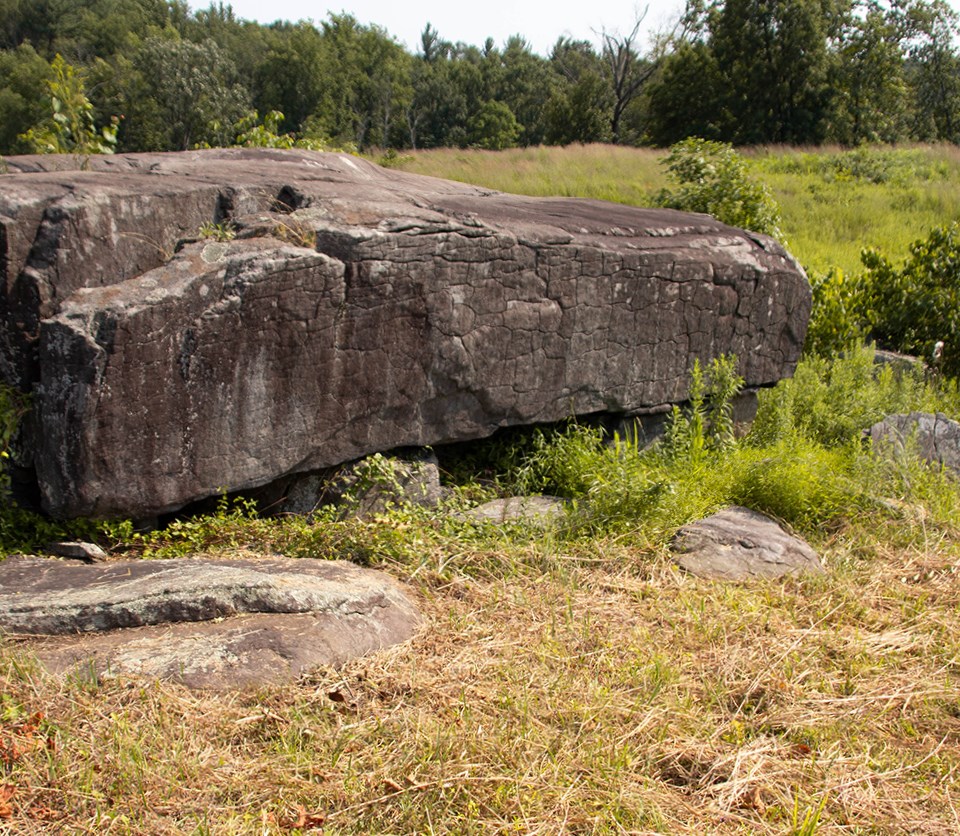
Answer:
xmin=3 ymin=144 xmax=960 ymax=834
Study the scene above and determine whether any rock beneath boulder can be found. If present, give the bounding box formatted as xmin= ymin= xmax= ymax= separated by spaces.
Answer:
xmin=0 ymin=556 xmax=420 ymax=689
xmin=869 ymin=412 xmax=960 ymax=475
xmin=670 ymin=506 xmax=824 ymax=581
xmin=460 ymin=495 xmax=567 ymax=525
xmin=325 ymin=451 xmax=445 ymax=518
xmin=2 ymin=149 xmax=811 ymax=520
xmin=45 ymin=541 xmax=107 ymax=562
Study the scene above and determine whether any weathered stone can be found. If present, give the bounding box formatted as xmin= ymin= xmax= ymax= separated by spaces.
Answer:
xmin=460 ymin=495 xmax=567 ymax=525
xmin=326 ymin=451 xmax=444 ymax=518
xmin=0 ymin=556 xmax=421 ymax=689
xmin=2 ymin=149 xmax=811 ymax=519
xmin=869 ymin=412 xmax=960 ymax=475
xmin=670 ymin=506 xmax=824 ymax=581
xmin=45 ymin=541 xmax=107 ymax=562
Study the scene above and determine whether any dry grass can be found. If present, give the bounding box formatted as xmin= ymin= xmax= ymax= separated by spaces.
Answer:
xmin=2 ymin=514 xmax=960 ymax=833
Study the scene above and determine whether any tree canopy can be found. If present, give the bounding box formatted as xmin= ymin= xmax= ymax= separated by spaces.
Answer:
xmin=1 ymin=0 xmax=958 ymax=155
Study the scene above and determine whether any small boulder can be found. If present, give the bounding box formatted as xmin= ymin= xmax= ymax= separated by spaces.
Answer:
xmin=45 ymin=541 xmax=107 ymax=563
xmin=670 ymin=506 xmax=824 ymax=581
xmin=0 ymin=556 xmax=421 ymax=689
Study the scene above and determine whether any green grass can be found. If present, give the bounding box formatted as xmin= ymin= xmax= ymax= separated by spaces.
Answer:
xmin=394 ymin=142 xmax=960 ymax=277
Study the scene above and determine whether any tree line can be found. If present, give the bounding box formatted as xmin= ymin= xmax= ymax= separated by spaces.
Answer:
xmin=1 ymin=0 xmax=958 ymax=156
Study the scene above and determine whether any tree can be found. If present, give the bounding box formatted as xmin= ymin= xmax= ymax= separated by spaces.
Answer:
xmin=828 ymin=2 xmax=910 ymax=144
xmin=544 ymin=38 xmax=612 ymax=144
xmin=122 ymin=35 xmax=250 ymax=150
xmin=645 ymin=41 xmax=725 ymax=145
xmin=600 ymin=17 xmax=657 ymax=144
xmin=18 ymin=53 xmax=119 ymax=155
xmin=466 ymin=99 xmax=521 ymax=149
xmin=0 ymin=43 xmax=53 ymax=153
xmin=899 ymin=0 xmax=960 ymax=142
xmin=710 ymin=0 xmax=834 ymax=144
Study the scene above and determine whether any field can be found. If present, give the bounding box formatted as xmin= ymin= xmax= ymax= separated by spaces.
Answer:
xmin=4 ymin=145 xmax=960 ymax=834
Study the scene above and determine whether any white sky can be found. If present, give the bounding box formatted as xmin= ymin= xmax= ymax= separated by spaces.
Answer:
xmin=187 ymin=0 xmax=687 ymax=56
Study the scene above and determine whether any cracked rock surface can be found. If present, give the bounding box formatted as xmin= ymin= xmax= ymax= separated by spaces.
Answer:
xmin=869 ymin=412 xmax=960 ymax=475
xmin=0 ymin=556 xmax=421 ymax=689
xmin=1 ymin=149 xmax=811 ymax=519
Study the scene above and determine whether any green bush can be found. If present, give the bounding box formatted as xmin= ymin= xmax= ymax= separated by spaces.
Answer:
xmin=804 ymin=267 xmax=870 ymax=357
xmin=862 ymin=221 xmax=960 ymax=377
xmin=654 ymin=138 xmax=784 ymax=240
xmin=751 ymin=346 xmax=956 ymax=448
xmin=18 ymin=55 xmax=119 ymax=156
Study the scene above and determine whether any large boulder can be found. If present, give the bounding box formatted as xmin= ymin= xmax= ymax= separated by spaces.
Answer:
xmin=1 ymin=149 xmax=811 ymax=519
xmin=869 ymin=412 xmax=960 ymax=475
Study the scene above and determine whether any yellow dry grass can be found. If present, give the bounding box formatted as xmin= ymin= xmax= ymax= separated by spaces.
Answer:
xmin=2 ymin=515 xmax=959 ymax=833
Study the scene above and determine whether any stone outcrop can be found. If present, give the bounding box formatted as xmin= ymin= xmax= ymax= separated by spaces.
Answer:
xmin=0 ymin=555 xmax=421 ymax=689
xmin=869 ymin=412 xmax=960 ymax=475
xmin=670 ymin=506 xmax=824 ymax=581
xmin=1 ymin=149 xmax=811 ymax=519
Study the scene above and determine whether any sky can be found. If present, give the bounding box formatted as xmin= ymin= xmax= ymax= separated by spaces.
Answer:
xmin=186 ymin=0 xmax=688 ymax=56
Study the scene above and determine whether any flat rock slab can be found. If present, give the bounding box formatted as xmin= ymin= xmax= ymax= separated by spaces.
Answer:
xmin=670 ymin=506 xmax=824 ymax=581
xmin=0 ymin=556 xmax=420 ymax=689
xmin=869 ymin=412 xmax=960 ymax=475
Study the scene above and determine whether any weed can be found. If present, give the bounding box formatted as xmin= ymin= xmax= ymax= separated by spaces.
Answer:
xmin=197 ymin=221 xmax=235 ymax=242
xmin=272 ymin=217 xmax=316 ymax=248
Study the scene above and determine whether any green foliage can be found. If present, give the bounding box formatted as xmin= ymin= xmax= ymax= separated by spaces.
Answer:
xmin=18 ymin=54 xmax=119 ymax=156
xmin=128 ymin=494 xmax=262 ymax=558
xmin=125 ymin=35 xmax=250 ymax=151
xmin=231 ymin=109 xmax=351 ymax=153
xmin=751 ymin=346 xmax=957 ymax=448
xmin=763 ymin=146 xmax=948 ymax=186
xmin=862 ymin=222 xmax=960 ymax=376
xmin=233 ymin=109 xmax=296 ymax=148
xmin=804 ymin=267 xmax=870 ymax=357
xmin=663 ymin=355 xmax=744 ymax=464
xmin=466 ymin=100 xmax=521 ymax=150
xmin=197 ymin=221 xmax=235 ymax=242
xmin=654 ymin=138 xmax=784 ymax=239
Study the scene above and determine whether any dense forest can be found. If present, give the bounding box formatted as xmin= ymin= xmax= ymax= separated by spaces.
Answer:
xmin=1 ymin=0 xmax=959 ymax=154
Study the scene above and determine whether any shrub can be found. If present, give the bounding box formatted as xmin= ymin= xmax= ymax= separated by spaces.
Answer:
xmin=862 ymin=221 xmax=960 ymax=377
xmin=18 ymin=55 xmax=119 ymax=156
xmin=804 ymin=267 xmax=871 ymax=358
xmin=654 ymin=138 xmax=784 ymax=240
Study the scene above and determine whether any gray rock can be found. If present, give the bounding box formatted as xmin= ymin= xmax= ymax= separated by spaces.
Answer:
xmin=46 ymin=541 xmax=107 ymax=562
xmin=460 ymin=495 xmax=567 ymax=525
xmin=670 ymin=506 xmax=824 ymax=581
xmin=326 ymin=451 xmax=444 ymax=518
xmin=0 ymin=556 xmax=421 ymax=689
xmin=869 ymin=412 xmax=960 ymax=475
xmin=2 ymin=149 xmax=811 ymax=520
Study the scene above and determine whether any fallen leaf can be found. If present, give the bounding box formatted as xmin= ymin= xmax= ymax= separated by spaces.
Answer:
xmin=281 ymin=804 xmax=325 ymax=831
xmin=28 ymin=804 xmax=61 ymax=822
xmin=0 ymin=784 xmax=15 ymax=818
